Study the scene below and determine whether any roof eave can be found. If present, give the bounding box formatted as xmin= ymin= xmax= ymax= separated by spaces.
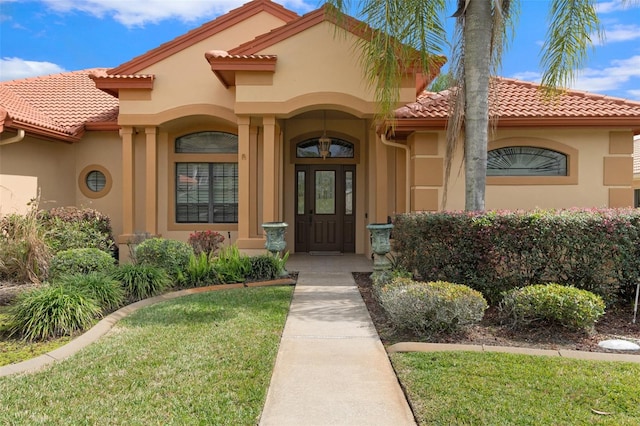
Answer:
xmin=205 ymin=53 xmax=277 ymax=88
xmin=90 ymin=75 xmax=155 ymax=97
xmin=108 ymin=0 xmax=298 ymax=75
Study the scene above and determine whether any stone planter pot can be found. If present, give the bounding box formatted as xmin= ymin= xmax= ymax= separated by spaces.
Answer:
xmin=262 ymin=222 xmax=289 ymax=277
xmin=367 ymin=223 xmax=394 ymax=285
xmin=262 ymin=222 xmax=288 ymax=254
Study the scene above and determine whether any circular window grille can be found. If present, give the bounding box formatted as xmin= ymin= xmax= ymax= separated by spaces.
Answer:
xmin=86 ymin=170 xmax=107 ymax=192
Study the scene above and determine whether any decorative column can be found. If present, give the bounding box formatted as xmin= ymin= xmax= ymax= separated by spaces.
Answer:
xmin=120 ymin=126 xmax=135 ymax=237
xmin=145 ymin=126 xmax=157 ymax=236
xmin=238 ymin=116 xmax=251 ymax=241
xmin=262 ymin=115 xmax=277 ymax=223
xmin=374 ymin=131 xmax=389 ymax=223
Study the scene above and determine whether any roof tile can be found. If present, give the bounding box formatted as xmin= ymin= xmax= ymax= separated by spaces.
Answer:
xmin=395 ymin=77 xmax=640 ymax=119
xmin=0 ymin=69 xmax=118 ymax=139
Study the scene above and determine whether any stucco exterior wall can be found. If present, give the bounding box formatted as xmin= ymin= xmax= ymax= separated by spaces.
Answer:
xmin=407 ymin=128 xmax=633 ymax=213
xmin=0 ymin=137 xmax=75 ymax=215
xmin=118 ymin=12 xmax=288 ymax=117
xmin=74 ymin=131 xmax=123 ymax=236
xmin=235 ymin=21 xmax=414 ymax=114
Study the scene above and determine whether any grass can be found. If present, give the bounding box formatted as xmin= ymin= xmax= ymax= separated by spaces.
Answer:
xmin=391 ymin=351 xmax=640 ymax=425
xmin=0 ymin=305 xmax=72 ymax=366
xmin=0 ymin=286 xmax=293 ymax=425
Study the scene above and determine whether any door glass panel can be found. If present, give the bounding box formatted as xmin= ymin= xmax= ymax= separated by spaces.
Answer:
xmin=315 ymin=171 xmax=335 ymax=214
xmin=297 ymin=171 xmax=305 ymax=215
xmin=345 ymin=171 xmax=353 ymax=215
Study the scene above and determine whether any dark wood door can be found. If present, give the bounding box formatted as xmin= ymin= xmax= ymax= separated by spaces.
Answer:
xmin=295 ymin=165 xmax=355 ymax=253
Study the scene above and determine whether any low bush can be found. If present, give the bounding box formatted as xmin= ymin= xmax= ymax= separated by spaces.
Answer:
xmin=247 ymin=255 xmax=280 ymax=281
xmin=183 ymin=253 xmax=221 ymax=287
xmin=188 ymin=230 xmax=225 ymax=256
xmin=8 ymin=285 xmax=101 ymax=341
xmin=40 ymin=206 xmax=116 ymax=256
xmin=135 ymin=238 xmax=193 ymax=280
xmin=212 ymin=245 xmax=251 ymax=283
xmin=49 ymin=248 xmax=115 ymax=280
xmin=500 ymin=283 xmax=605 ymax=331
xmin=111 ymin=264 xmax=171 ymax=301
xmin=55 ymin=272 xmax=124 ymax=312
xmin=378 ymin=278 xmax=487 ymax=337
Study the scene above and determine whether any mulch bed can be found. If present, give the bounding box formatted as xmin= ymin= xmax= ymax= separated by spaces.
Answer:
xmin=353 ymin=272 xmax=640 ymax=355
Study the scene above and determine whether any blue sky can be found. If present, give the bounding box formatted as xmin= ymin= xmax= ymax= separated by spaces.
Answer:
xmin=1 ymin=0 xmax=639 ymax=99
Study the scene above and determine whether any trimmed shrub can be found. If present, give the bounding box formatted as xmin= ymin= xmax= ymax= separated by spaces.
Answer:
xmin=40 ymin=206 xmax=116 ymax=256
xmin=49 ymin=248 xmax=115 ymax=280
xmin=212 ymin=245 xmax=251 ymax=283
xmin=392 ymin=209 xmax=640 ymax=304
xmin=55 ymin=272 xmax=124 ymax=312
xmin=111 ymin=263 xmax=171 ymax=301
xmin=500 ymin=283 xmax=605 ymax=331
xmin=188 ymin=230 xmax=225 ymax=256
xmin=247 ymin=255 xmax=280 ymax=281
xmin=378 ymin=278 xmax=488 ymax=337
xmin=134 ymin=238 xmax=193 ymax=280
xmin=183 ymin=253 xmax=221 ymax=288
xmin=8 ymin=285 xmax=101 ymax=341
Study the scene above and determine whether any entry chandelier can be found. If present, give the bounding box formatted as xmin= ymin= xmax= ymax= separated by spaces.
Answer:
xmin=318 ymin=110 xmax=331 ymax=160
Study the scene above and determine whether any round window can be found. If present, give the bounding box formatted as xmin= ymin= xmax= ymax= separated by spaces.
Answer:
xmin=86 ymin=170 xmax=107 ymax=192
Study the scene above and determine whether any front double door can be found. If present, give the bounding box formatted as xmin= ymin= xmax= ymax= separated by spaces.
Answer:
xmin=295 ymin=165 xmax=355 ymax=253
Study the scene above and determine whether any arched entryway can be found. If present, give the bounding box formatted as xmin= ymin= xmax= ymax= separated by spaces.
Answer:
xmin=293 ymin=136 xmax=356 ymax=253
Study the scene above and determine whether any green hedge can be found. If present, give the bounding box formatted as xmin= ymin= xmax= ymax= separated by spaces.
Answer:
xmin=392 ymin=209 xmax=640 ymax=304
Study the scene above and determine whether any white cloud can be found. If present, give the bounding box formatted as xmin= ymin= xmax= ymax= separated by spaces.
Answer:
xmin=627 ymin=89 xmax=640 ymax=100
xmin=573 ymin=55 xmax=640 ymax=92
xmin=38 ymin=0 xmax=314 ymax=27
xmin=509 ymin=55 xmax=640 ymax=98
xmin=0 ymin=57 xmax=66 ymax=81
xmin=595 ymin=0 xmax=635 ymax=14
xmin=594 ymin=24 xmax=640 ymax=45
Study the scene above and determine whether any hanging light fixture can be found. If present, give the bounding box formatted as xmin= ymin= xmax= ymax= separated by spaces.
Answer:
xmin=318 ymin=110 xmax=331 ymax=160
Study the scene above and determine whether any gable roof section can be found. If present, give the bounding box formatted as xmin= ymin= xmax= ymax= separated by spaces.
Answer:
xmin=393 ymin=77 xmax=640 ymax=134
xmin=228 ymin=4 xmax=444 ymax=93
xmin=0 ymin=69 xmax=119 ymax=142
xmin=109 ymin=0 xmax=298 ymax=76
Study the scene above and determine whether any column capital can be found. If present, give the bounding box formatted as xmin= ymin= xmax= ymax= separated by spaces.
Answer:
xmin=119 ymin=126 xmax=134 ymax=137
xmin=145 ymin=126 xmax=157 ymax=135
xmin=237 ymin=116 xmax=251 ymax=126
xmin=263 ymin=115 xmax=276 ymax=126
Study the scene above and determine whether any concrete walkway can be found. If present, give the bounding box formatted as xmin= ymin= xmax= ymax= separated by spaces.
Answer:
xmin=258 ymin=254 xmax=416 ymax=426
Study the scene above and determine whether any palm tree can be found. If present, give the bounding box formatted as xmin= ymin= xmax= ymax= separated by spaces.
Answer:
xmin=326 ymin=0 xmax=601 ymax=211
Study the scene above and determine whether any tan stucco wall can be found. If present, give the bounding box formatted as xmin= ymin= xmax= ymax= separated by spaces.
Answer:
xmin=119 ymin=12 xmax=289 ymax=117
xmin=235 ymin=21 xmax=414 ymax=116
xmin=74 ymin=131 xmax=123 ymax=235
xmin=0 ymin=137 xmax=76 ymax=215
xmin=405 ymin=128 xmax=634 ymax=212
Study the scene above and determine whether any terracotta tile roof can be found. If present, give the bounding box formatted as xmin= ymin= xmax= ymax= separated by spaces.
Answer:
xmin=109 ymin=0 xmax=298 ymax=76
xmin=396 ymin=77 xmax=640 ymax=123
xmin=0 ymin=69 xmax=119 ymax=141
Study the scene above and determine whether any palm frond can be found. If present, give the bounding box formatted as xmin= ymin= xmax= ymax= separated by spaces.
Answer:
xmin=539 ymin=0 xmax=602 ymax=97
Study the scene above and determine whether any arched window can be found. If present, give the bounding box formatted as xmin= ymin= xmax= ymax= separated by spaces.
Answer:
xmin=175 ymin=132 xmax=238 ymax=223
xmin=296 ymin=138 xmax=354 ymax=158
xmin=487 ymin=146 xmax=567 ymax=176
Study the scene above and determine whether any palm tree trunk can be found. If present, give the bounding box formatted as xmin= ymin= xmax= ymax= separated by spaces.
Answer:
xmin=463 ymin=0 xmax=493 ymax=211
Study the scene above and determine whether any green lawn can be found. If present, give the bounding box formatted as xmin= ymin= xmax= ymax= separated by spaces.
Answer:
xmin=0 ymin=305 xmax=73 ymax=367
xmin=0 ymin=286 xmax=293 ymax=425
xmin=392 ymin=351 xmax=640 ymax=425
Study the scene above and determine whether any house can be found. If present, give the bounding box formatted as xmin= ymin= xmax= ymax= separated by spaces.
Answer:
xmin=1 ymin=0 xmax=639 ymax=260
